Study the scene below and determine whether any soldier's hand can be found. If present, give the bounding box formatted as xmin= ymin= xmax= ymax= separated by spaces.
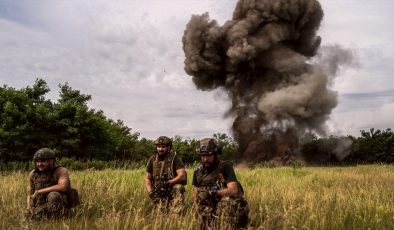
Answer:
xmin=198 ymin=191 xmax=211 ymax=203
xmin=210 ymin=187 xmax=218 ymax=195
xmin=31 ymin=190 xmax=40 ymax=200
xmin=157 ymin=181 xmax=170 ymax=190
xmin=149 ymin=191 xmax=156 ymax=200
xmin=198 ymin=188 xmax=218 ymax=203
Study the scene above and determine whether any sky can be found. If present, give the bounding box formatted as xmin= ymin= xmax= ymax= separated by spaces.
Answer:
xmin=0 ymin=0 xmax=393 ymax=140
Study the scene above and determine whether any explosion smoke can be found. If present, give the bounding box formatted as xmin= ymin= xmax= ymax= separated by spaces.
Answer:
xmin=182 ymin=0 xmax=353 ymax=162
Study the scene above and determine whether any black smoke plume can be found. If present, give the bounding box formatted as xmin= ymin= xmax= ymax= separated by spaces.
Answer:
xmin=183 ymin=0 xmax=352 ymax=162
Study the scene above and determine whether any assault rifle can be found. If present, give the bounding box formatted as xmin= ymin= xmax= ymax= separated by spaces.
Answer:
xmin=197 ymin=181 xmax=225 ymax=204
xmin=151 ymin=174 xmax=172 ymax=200
xmin=197 ymin=180 xmax=225 ymax=192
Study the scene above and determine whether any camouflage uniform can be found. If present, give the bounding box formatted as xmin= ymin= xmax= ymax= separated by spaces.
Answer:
xmin=27 ymin=166 xmax=70 ymax=219
xmin=26 ymin=148 xmax=78 ymax=220
xmin=147 ymin=137 xmax=186 ymax=215
xmin=193 ymin=161 xmax=249 ymax=230
xmin=193 ymin=138 xmax=249 ymax=230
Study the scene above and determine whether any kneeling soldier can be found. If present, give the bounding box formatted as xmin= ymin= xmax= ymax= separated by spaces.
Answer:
xmin=26 ymin=148 xmax=79 ymax=219
xmin=193 ymin=138 xmax=249 ymax=230
xmin=145 ymin=136 xmax=187 ymax=215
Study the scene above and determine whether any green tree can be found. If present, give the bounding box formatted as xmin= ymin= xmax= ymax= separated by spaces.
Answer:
xmin=131 ymin=137 xmax=155 ymax=162
xmin=172 ymin=135 xmax=199 ymax=164
xmin=213 ymin=133 xmax=238 ymax=161
xmin=349 ymin=128 xmax=394 ymax=163
xmin=0 ymin=79 xmax=142 ymax=162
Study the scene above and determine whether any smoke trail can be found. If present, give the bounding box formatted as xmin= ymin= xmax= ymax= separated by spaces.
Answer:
xmin=183 ymin=0 xmax=353 ymax=161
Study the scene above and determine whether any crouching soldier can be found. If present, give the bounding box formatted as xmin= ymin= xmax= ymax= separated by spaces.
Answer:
xmin=145 ymin=136 xmax=187 ymax=216
xmin=26 ymin=148 xmax=79 ymax=219
xmin=193 ymin=138 xmax=249 ymax=230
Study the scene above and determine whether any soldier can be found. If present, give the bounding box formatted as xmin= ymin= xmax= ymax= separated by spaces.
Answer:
xmin=26 ymin=148 xmax=78 ymax=219
xmin=193 ymin=138 xmax=249 ymax=230
xmin=145 ymin=136 xmax=187 ymax=215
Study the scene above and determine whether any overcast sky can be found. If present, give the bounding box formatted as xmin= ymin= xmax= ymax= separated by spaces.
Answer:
xmin=1 ymin=0 xmax=393 ymax=139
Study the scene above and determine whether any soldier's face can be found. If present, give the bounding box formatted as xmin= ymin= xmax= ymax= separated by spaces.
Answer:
xmin=35 ymin=159 xmax=53 ymax=171
xmin=201 ymin=154 xmax=215 ymax=167
xmin=157 ymin=144 xmax=170 ymax=155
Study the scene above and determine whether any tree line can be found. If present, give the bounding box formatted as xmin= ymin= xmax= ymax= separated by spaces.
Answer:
xmin=301 ymin=128 xmax=394 ymax=164
xmin=0 ymin=79 xmax=237 ymax=164
xmin=1 ymin=79 xmax=393 ymax=165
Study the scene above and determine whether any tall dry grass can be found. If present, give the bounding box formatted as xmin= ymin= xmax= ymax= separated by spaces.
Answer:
xmin=1 ymin=165 xmax=393 ymax=229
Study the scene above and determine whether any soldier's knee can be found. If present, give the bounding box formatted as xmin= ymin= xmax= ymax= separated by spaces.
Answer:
xmin=217 ymin=197 xmax=249 ymax=228
xmin=171 ymin=185 xmax=185 ymax=202
xmin=173 ymin=184 xmax=185 ymax=193
xmin=217 ymin=196 xmax=232 ymax=209
xmin=217 ymin=197 xmax=241 ymax=216
xmin=47 ymin=192 xmax=62 ymax=204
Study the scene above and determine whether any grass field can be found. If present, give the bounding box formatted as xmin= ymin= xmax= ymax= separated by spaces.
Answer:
xmin=1 ymin=165 xmax=394 ymax=229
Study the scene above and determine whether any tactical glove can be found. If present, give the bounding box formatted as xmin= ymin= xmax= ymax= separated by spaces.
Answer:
xmin=198 ymin=191 xmax=210 ymax=202
xmin=31 ymin=190 xmax=40 ymax=200
xmin=198 ymin=189 xmax=218 ymax=204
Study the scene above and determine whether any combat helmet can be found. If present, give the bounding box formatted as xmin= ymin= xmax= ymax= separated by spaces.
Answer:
xmin=33 ymin=148 xmax=55 ymax=161
xmin=155 ymin=136 xmax=172 ymax=148
xmin=196 ymin=138 xmax=222 ymax=155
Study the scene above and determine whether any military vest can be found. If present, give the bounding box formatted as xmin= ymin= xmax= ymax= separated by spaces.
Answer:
xmin=31 ymin=166 xmax=70 ymax=192
xmin=152 ymin=151 xmax=176 ymax=182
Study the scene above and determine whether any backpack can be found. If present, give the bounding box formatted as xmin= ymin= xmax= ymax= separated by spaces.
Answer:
xmin=67 ymin=188 xmax=80 ymax=208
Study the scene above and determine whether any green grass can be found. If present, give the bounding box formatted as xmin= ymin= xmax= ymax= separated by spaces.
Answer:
xmin=1 ymin=165 xmax=394 ymax=229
